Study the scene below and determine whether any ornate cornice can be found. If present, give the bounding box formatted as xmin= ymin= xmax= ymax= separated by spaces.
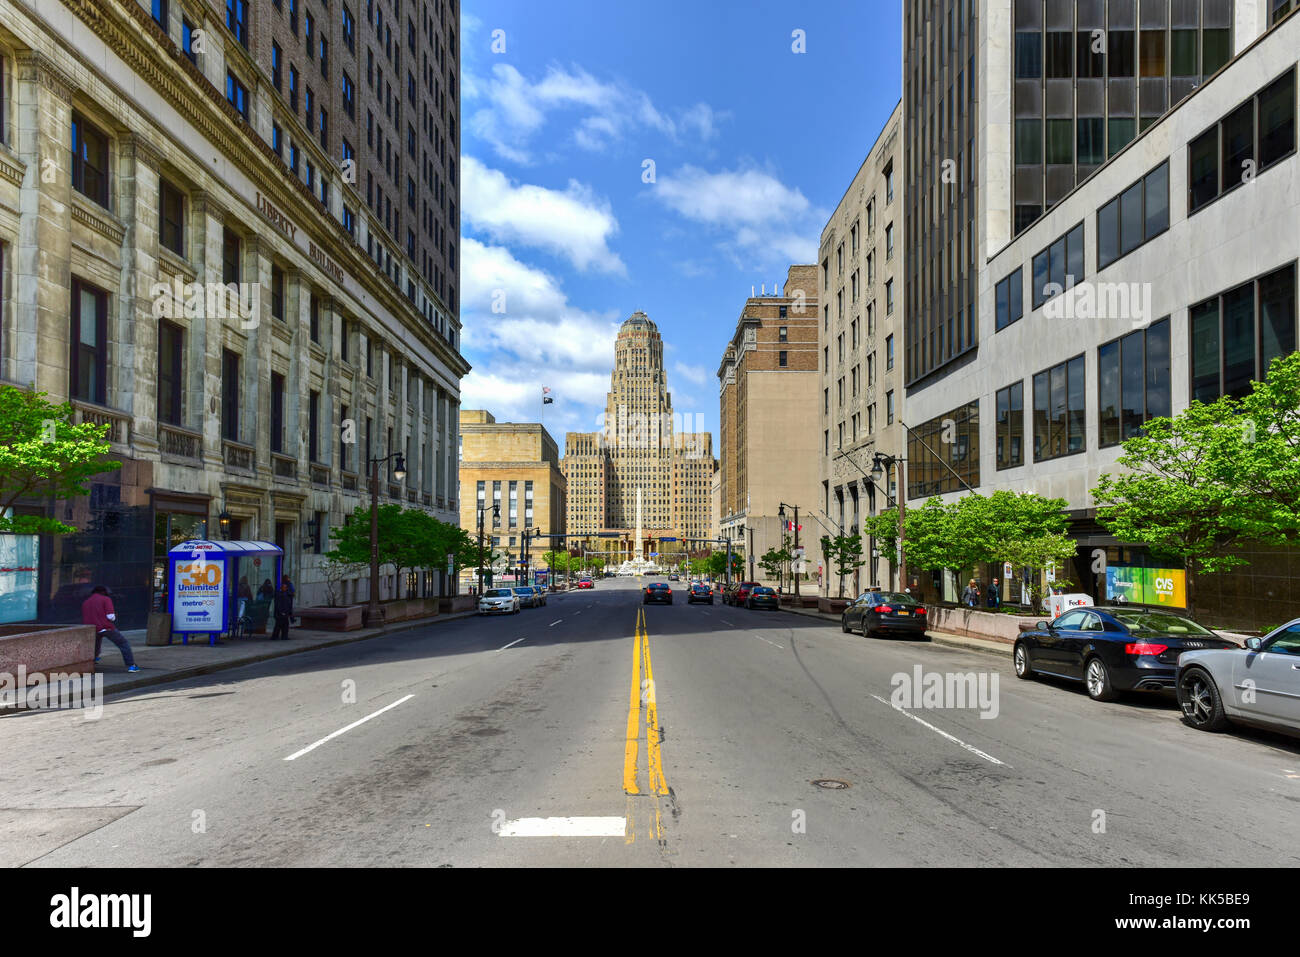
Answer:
xmin=16 ymin=50 xmax=75 ymax=102
xmin=71 ymin=196 xmax=126 ymax=245
xmin=120 ymin=133 xmax=162 ymax=173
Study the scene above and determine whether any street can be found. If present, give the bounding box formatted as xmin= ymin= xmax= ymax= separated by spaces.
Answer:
xmin=3 ymin=578 xmax=1298 ymax=868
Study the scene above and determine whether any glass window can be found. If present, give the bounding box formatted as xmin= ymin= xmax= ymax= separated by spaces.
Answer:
xmin=71 ymin=113 xmax=109 ymax=207
xmin=1222 ymin=284 xmax=1257 ymax=398
xmin=1016 ymin=32 xmax=1042 ymax=78
xmin=1258 ymin=69 xmax=1296 ymax=169
xmin=1077 ymin=31 xmax=1105 ymax=78
xmin=159 ymin=179 xmax=185 ymax=256
xmin=996 ymin=381 xmax=1023 ymax=470
xmin=1139 ymin=30 xmax=1166 ymax=78
xmin=1015 ymin=118 xmax=1042 ymax=165
xmin=158 ymin=320 xmax=183 ymax=426
xmin=1221 ymin=101 xmax=1255 ymax=192
xmin=1066 ymin=223 xmax=1085 ymax=286
xmin=1190 ymin=299 xmax=1222 ymax=402
xmin=1046 ymin=118 xmax=1073 ymax=164
xmin=1189 ymin=127 xmax=1219 ymax=211
xmin=1202 ymin=29 xmax=1230 ymax=78
xmin=1171 ymin=29 xmax=1197 ymax=77
xmin=1119 ymin=180 xmax=1144 ymax=256
xmin=1146 ymin=318 xmax=1171 ymax=421
xmin=1144 ymin=163 xmax=1169 ymax=237
xmin=1077 ymin=117 xmax=1105 ymax=165
xmin=1120 ymin=330 xmax=1144 ymax=439
xmin=1034 ymin=357 xmax=1085 ymax=462
xmin=1098 ymin=339 xmax=1121 ymax=446
xmin=1108 ymin=30 xmax=1135 ymax=77
xmin=71 ymin=279 xmax=108 ymax=404
xmin=1046 ymin=31 xmax=1072 ymax=78
xmin=1108 ymin=118 xmax=1136 ymax=157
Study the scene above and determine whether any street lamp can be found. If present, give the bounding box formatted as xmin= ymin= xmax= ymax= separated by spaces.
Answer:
xmin=871 ymin=453 xmax=907 ymax=591
xmin=366 ymin=450 xmax=406 ymax=624
xmin=477 ymin=501 xmax=501 ymax=596
xmin=217 ymin=508 xmax=232 ymax=540
xmin=778 ymin=502 xmax=802 ymax=600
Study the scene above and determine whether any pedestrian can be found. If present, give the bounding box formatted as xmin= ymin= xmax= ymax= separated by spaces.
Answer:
xmin=282 ymin=575 xmax=295 ymax=598
xmin=82 ymin=585 xmax=139 ymax=672
xmin=270 ymin=580 xmax=294 ymax=640
xmin=258 ymin=578 xmax=274 ymax=600
xmin=987 ymin=578 xmax=1001 ymax=609
xmin=961 ymin=578 xmax=981 ymax=608
xmin=238 ymin=576 xmax=253 ymax=601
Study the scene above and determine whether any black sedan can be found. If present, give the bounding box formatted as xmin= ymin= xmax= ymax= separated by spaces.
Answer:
xmin=643 ymin=582 xmax=672 ymax=605
xmin=841 ymin=591 xmax=928 ymax=639
xmin=746 ymin=586 xmax=779 ymax=610
xmin=1014 ymin=606 xmax=1235 ymax=702
xmin=687 ymin=583 xmax=713 ymax=604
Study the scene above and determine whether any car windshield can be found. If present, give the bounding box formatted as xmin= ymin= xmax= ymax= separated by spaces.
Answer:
xmin=485 ymin=589 xmax=511 ymax=598
xmin=1107 ymin=610 xmax=1215 ymax=636
xmin=858 ymin=592 xmax=915 ymax=605
xmin=692 ymin=584 xmax=709 ymax=591
xmin=512 ymin=588 xmax=530 ymax=594
xmin=753 ymin=587 xmax=775 ymax=595
xmin=648 ymin=583 xmax=668 ymax=590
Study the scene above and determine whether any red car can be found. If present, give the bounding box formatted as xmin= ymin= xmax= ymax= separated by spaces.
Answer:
xmin=577 ymin=578 xmax=594 ymax=589
xmin=725 ymin=581 xmax=760 ymax=606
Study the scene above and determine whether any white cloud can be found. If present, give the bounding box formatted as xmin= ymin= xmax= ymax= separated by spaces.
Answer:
xmin=653 ymin=163 xmax=826 ymax=266
xmin=673 ymin=362 xmax=710 ymax=386
xmin=463 ymin=156 xmax=626 ymax=275
xmin=467 ymin=63 xmax=724 ymax=162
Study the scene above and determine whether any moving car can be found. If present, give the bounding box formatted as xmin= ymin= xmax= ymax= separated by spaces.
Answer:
xmin=478 ymin=588 xmax=520 ymax=615
xmin=725 ymin=582 xmax=760 ymax=606
xmin=1014 ymin=607 xmax=1235 ymax=702
xmin=687 ymin=583 xmax=713 ymax=604
xmin=577 ymin=578 xmax=594 ymax=589
xmin=643 ymin=582 xmax=672 ymax=605
xmin=746 ymin=586 xmax=780 ymax=610
xmin=668 ymin=574 xmax=680 ymax=581
xmin=512 ymin=586 xmax=539 ymax=608
xmin=841 ymin=590 xmax=928 ymax=639
xmin=1177 ymin=618 xmax=1300 ymax=737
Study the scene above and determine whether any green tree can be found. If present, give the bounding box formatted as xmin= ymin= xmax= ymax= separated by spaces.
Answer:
xmin=820 ymin=533 xmax=863 ymax=598
xmin=759 ymin=545 xmax=791 ymax=585
xmin=1000 ymin=532 xmax=1079 ymax=613
xmin=0 ymin=386 xmax=121 ymax=534
xmin=1233 ymin=352 xmax=1300 ymax=533
xmin=862 ymin=509 xmax=899 ymax=579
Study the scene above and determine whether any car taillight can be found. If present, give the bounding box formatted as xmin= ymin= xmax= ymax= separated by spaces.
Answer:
xmin=916 ymin=607 xmax=927 ymax=615
xmin=1125 ymin=642 xmax=1169 ymax=656
xmin=874 ymin=605 xmax=893 ymax=613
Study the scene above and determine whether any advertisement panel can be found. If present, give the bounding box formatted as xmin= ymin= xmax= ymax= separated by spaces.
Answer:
xmin=1105 ymin=566 xmax=1187 ymax=607
xmin=0 ymin=529 xmax=38 ymax=624
xmin=170 ymin=546 xmax=226 ymax=632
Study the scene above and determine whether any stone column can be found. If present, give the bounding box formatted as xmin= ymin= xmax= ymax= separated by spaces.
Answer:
xmin=286 ymin=266 xmax=308 ymax=473
xmin=120 ymin=134 xmax=163 ymax=454
xmin=12 ymin=52 xmax=75 ymax=395
xmin=191 ymin=190 xmax=227 ymax=471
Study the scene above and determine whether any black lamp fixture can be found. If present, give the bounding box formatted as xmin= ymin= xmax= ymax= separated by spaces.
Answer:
xmin=304 ymin=514 xmax=320 ymax=551
xmin=218 ymin=507 xmax=233 ymax=539
xmin=393 ymin=453 xmax=407 ymax=482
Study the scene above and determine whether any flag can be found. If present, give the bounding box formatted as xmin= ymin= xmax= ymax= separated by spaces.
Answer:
xmin=542 ymin=385 xmax=554 ymax=405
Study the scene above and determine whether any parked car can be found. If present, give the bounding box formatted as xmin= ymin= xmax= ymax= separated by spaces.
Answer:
xmin=530 ymin=586 xmax=547 ymax=607
xmin=577 ymin=578 xmax=594 ymax=589
xmin=511 ymin=586 xmax=539 ymax=608
xmin=643 ymin=582 xmax=672 ymax=605
xmin=1177 ymin=619 xmax=1300 ymax=737
xmin=1014 ymin=606 xmax=1235 ymax=702
xmin=478 ymin=588 xmax=520 ymax=615
xmin=725 ymin=582 xmax=760 ymax=606
xmin=746 ymin=586 xmax=780 ymax=610
xmin=841 ymin=590 xmax=928 ymax=639
xmin=687 ymin=583 xmax=713 ymax=605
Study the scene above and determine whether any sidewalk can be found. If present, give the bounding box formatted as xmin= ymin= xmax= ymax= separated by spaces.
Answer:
xmin=778 ymin=601 xmax=1013 ymax=659
xmin=90 ymin=609 xmax=478 ymax=697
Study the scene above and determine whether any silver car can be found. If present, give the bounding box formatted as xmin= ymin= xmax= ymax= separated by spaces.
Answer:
xmin=1177 ymin=619 xmax=1300 ymax=737
xmin=530 ymin=586 xmax=547 ymax=607
xmin=512 ymin=586 xmax=538 ymax=609
xmin=478 ymin=588 xmax=520 ymax=615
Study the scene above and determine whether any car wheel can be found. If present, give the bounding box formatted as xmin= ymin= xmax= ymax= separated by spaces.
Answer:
xmin=841 ymin=615 xmax=849 ymax=633
xmin=1178 ymin=667 xmax=1231 ymax=732
xmin=860 ymin=621 xmax=872 ymax=639
xmin=1084 ymin=656 xmax=1118 ymax=702
xmin=1013 ymin=641 xmax=1034 ymax=680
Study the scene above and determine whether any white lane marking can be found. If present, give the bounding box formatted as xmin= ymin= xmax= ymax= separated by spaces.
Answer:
xmin=497 ymin=637 xmax=526 ymax=652
xmin=284 ymin=695 xmax=415 ymax=761
xmin=701 ymin=611 xmax=711 ymax=616
xmin=752 ymin=633 xmax=784 ymax=650
xmin=870 ymin=694 xmax=1007 ymax=767
xmin=574 ymin=611 xmax=581 ymax=616
xmin=497 ymin=816 xmax=626 ymax=837
xmin=549 ymin=619 xmax=563 ymax=627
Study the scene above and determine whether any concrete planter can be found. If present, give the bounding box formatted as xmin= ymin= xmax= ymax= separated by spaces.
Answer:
xmin=297 ymin=605 xmax=365 ymax=632
xmin=0 ymin=624 xmax=97 ymax=682
xmin=439 ymin=596 xmax=475 ymax=614
xmin=930 ymin=606 xmax=1040 ymax=645
xmin=818 ymin=597 xmax=852 ymax=615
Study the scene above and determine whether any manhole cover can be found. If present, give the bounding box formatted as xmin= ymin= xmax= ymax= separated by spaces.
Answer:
xmin=812 ymin=779 xmax=850 ymax=790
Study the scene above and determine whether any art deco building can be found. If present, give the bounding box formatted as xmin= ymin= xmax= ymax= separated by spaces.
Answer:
xmin=564 ymin=312 xmax=714 ymax=562
xmin=0 ymin=0 xmax=467 ymax=626
xmin=717 ymin=265 xmax=821 ymax=584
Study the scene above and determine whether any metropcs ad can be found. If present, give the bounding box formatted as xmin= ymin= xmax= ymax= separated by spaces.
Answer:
xmin=890 ymin=666 xmax=1000 ymax=719
xmin=49 ymin=888 xmax=151 ymax=937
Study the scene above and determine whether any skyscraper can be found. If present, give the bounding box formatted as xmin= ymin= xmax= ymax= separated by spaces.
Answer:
xmin=565 ymin=313 xmax=714 ymax=563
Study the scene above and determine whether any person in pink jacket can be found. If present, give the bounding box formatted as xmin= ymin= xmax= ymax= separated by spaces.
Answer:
xmin=81 ymin=585 xmax=139 ymax=672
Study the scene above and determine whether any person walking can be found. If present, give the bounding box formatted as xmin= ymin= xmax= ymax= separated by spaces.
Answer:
xmin=270 ymin=580 xmax=294 ymax=640
xmin=258 ymin=578 xmax=275 ymax=600
xmin=987 ymin=578 xmax=1001 ymax=609
xmin=961 ymin=578 xmax=981 ymax=608
xmin=82 ymin=585 xmax=139 ymax=672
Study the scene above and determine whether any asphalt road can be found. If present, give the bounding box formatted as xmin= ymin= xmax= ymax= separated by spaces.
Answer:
xmin=4 ymin=577 xmax=1299 ymax=867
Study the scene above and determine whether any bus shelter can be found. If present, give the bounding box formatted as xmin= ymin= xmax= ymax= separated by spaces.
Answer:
xmin=167 ymin=540 xmax=284 ymax=645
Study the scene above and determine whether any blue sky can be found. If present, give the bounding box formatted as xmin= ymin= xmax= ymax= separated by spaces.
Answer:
xmin=459 ymin=0 xmax=903 ymax=450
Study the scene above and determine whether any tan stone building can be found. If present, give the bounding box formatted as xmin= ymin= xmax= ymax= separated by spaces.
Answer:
xmin=565 ymin=312 xmax=714 ymax=565
xmin=0 ymin=0 xmax=466 ymax=626
xmin=818 ymin=102 xmax=904 ymax=596
xmin=458 ymin=410 xmax=565 ymax=583
xmin=716 ymin=265 xmax=821 ymax=586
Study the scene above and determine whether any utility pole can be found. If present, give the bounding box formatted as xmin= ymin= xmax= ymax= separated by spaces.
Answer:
xmin=367 ymin=451 xmax=406 ymax=625
xmin=477 ymin=501 xmax=500 ymax=595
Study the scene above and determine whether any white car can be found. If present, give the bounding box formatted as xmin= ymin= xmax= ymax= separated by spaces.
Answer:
xmin=478 ymin=588 xmax=520 ymax=615
xmin=1177 ymin=619 xmax=1300 ymax=737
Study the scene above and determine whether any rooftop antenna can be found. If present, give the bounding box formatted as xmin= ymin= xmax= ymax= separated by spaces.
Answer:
xmin=761 ymin=283 xmax=766 ymax=295
xmin=751 ymin=285 xmax=755 ymax=297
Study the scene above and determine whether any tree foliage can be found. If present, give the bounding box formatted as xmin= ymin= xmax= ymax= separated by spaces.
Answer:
xmin=820 ymin=533 xmax=863 ymax=597
xmin=0 ymin=387 xmax=122 ymax=534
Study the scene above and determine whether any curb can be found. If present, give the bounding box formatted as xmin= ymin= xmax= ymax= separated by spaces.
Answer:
xmin=100 ymin=610 xmax=478 ymax=698
xmin=778 ymin=604 xmax=1015 ymax=658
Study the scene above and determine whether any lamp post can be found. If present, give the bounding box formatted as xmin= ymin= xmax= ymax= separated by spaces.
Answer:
xmin=367 ymin=451 xmax=406 ymax=624
xmin=477 ymin=501 xmax=501 ymax=596
xmin=871 ymin=454 xmax=907 ymax=591
xmin=778 ymin=503 xmax=802 ymax=600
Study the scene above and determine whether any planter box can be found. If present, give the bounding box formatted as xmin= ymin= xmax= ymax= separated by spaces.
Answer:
xmin=0 ymin=624 xmax=96 ymax=683
xmin=930 ymin=606 xmax=1040 ymax=645
xmin=439 ymin=596 xmax=475 ymax=614
xmin=818 ymin=597 xmax=852 ymax=615
xmin=297 ymin=606 xmax=365 ymax=632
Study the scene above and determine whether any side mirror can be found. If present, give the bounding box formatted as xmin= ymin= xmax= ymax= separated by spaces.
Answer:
xmin=1037 ymin=621 xmax=1051 ymax=631
xmin=1246 ymin=636 xmax=1262 ymax=651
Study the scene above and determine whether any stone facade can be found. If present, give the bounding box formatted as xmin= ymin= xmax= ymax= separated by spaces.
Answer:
xmin=0 ymin=0 xmax=467 ymax=626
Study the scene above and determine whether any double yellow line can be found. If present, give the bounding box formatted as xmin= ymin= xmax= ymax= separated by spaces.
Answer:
xmin=623 ymin=606 xmax=669 ymax=798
